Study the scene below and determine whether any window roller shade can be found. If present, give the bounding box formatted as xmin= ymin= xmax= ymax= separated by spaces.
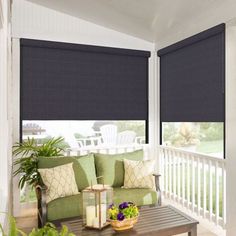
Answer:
xmin=20 ymin=39 xmax=150 ymax=120
xmin=158 ymin=23 xmax=225 ymax=122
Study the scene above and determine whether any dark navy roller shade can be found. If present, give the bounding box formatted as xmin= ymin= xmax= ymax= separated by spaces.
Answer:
xmin=20 ymin=39 xmax=150 ymax=120
xmin=158 ymin=23 xmax=225 ymax=122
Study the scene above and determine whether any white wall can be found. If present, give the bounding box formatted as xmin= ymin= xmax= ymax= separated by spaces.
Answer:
xmin=12 ymin=0 xmax=153 ymax=51
xmin=226 ymin=20 xmax=236 ymax=236
xmin=11 ymin=0 xmax=157 ymax=216
xmin=0 ymin=0 xmax=11 ymax=231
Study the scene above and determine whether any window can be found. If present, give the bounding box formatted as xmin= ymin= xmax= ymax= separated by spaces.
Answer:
xmin=158 ymin=24 xmax=225 ymax=158
xmin=19 ymin=39 xmax=150 ymax=204
xmin=162 ymin=122 xmax=224 ymax=158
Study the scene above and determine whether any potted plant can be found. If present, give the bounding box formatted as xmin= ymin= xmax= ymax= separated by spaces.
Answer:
xmin=108 ymin=202 xmax=139 ymax=231
xmin=0 ymin=214 xmax=75 ymax=236
xmin=28 ymin=223 xmax=75 ymax=236
xmin=13 ymin=137 xmax=65 ymax=189
xmin=0 ymin=214 xmax=26 ymax=236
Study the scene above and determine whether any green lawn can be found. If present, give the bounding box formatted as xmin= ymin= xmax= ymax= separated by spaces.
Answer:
xmin=20 ymin=187 xmax=37 ymax=203
xmin=196 ymin=140 xmax=223 ymax=155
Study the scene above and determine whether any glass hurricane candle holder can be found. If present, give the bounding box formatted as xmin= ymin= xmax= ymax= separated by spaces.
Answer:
xmin=82 ymin=183 xmax=113 ymax=230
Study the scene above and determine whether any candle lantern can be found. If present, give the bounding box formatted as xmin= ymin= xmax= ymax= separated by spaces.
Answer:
xmin=82 ymin=183 xmax=113 ymax=230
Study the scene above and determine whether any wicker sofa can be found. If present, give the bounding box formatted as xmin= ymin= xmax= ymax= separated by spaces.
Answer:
xmin=36 ymin=150 xmax=161 ymax=226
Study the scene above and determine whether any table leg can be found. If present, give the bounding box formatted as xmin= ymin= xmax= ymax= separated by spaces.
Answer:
xmin=188 ymin=225 xmax=197 ymax=236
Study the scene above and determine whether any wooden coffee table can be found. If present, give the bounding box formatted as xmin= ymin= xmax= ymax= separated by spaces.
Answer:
xmin=62 ymin=205 xmax=199 ymax=236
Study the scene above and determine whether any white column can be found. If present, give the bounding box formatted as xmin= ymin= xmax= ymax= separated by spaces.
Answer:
xmin=0 ymin=0 xmax=10 ymax=229
xmin=226 ymin=19 xmax=236 ymax=236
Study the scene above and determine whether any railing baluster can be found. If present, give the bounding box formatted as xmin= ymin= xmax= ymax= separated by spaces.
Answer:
xmin=182 ymin=153 xmax=185 ymax=206
xmin=191 ymin=155 xmax=195 ymax=212
xmin=187 ymin=154 xmax=190 ymax=208
xmin=177 ymin=152 xmax=181 ymax=203
xmin=215 ymin=161 xmax=219 ymax=225
xmin=164 ymin=149 xmax=168 ymax=197
xmin=173 ymin=151 xmax=177 ymax=201
xmin=197 ymin=157 xmax=201 ymax=215
xmin=209 ymin=159 xmax=213 ymax=222
xmin=160 ymin=148 xmax=165 ymax=191
xmin=203 ymin=158 xmax=207 ymax=218
xmin=167 ymin=149 xmax=170 ymax=197
xmin=169 ymin=150 xmax=172 ymax=198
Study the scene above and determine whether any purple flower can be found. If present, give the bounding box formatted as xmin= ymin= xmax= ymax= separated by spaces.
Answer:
xmin=119 ymin=202 xmax=129 ymax=209
xmin=108 ymin=203 xmax=114 ymax=209
xmin=117 ymin=212 xmax=125 ymax=221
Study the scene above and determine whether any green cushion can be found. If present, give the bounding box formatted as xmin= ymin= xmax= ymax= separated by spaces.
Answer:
xmin=47 ymin=194 xmax=82 ymax=221
xmin=47 ymin=188 xmax=158 ymax=221
xmin=94 ymin=150 xmax=143 ymax=187
xmin=113 ymin=188 xmax=158 ymax=206
xmin=37 ymin=154 xmax=97 ymax=191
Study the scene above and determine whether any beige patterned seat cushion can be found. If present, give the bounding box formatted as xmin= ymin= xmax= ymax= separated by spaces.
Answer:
xmin=123 ymin=159 xmax=155 ymax=189
xmin=38 ymin=163 xmax=79 ymax=203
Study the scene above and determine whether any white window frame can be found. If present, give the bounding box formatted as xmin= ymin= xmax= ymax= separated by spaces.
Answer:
xmin=0 ymin=0 xmax=3 ymax=29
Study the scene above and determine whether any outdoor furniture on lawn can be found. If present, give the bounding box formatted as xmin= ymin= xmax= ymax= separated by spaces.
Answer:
xmin=76 ymin=136 xmax=102 ymax=147
xmin=135 ymin=136 xmax=145 ymax=144
xmin=62 ymin=205 xmax=199 ymax=236
xmin=117 ymin=131 xmax=136 ymax=145
xmin=100 ymin=124 xmax=117 ymax=146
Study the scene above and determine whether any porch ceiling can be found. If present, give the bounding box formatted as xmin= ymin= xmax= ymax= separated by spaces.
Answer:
xmin=27 ymin=0 xmax=236 ymax=43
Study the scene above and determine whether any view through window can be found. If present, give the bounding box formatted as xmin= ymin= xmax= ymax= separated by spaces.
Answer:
xmin=162 ymin=122 xmax=224 ymax=158
xmin=20 ymin=120 xmax=146 ymax=203
xmin=22 ymin=120 xmax=146 ymax=149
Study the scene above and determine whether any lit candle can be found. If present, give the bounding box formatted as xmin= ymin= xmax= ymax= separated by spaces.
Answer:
xmin=94 ymin=204 xmax=107 ymax=227
xmin=86 ymin=204 xmax=107 ymax=227
xmin=93 ymin=217 xmax=99 ymax=228
xmin=86 ymin=206 xmax=96 ymax=227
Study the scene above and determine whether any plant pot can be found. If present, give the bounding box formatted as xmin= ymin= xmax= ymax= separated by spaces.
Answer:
xmin=109 ymin=216 xmax=139 ymax=231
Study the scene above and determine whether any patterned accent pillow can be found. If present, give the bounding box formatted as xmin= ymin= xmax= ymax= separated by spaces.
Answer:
xmin=38 ymin=163 xmax=79 ymax=203
xmin=123 ymin=159 xmax=155 ymax=189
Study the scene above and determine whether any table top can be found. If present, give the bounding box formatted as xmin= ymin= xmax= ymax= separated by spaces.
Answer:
xmin=62 ymin=205 xmax=199 ymax=236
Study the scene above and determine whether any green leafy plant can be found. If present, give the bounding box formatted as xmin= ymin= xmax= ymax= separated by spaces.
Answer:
xmin=29 ymin=223 xmax=75 ymax=236
xmin=13 ymin=137 xmax=65 ymax=189
xmin=0 ymin=214 xmax=27 ymax=236
xmin=0 ymin=214 xmax=75 ymax=236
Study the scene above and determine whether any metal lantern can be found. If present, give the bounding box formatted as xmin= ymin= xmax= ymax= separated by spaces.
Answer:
xmin=82 ymin=183 xmax=113 ymax=230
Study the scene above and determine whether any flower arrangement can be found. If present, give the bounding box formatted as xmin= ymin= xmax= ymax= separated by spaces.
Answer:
xmin=108 ymin=202 xmax=139 ymax=221
xmin=108 ymin=202 xmax=139 ymax=231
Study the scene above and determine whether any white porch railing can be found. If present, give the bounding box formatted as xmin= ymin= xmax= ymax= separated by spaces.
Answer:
xmin=159 ymin=145 xmax=226 ymax=229
xmin=65 ymin=144 xmax=148 ymax=157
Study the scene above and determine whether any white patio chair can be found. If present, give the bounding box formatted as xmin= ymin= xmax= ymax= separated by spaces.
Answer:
xmin=100 ymin=124 xmax=117 ymax=146
xmin=116 ymin=130 xmax=136 ymax=146
xmin=134 ymin=136 xmax=146 ymax=144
